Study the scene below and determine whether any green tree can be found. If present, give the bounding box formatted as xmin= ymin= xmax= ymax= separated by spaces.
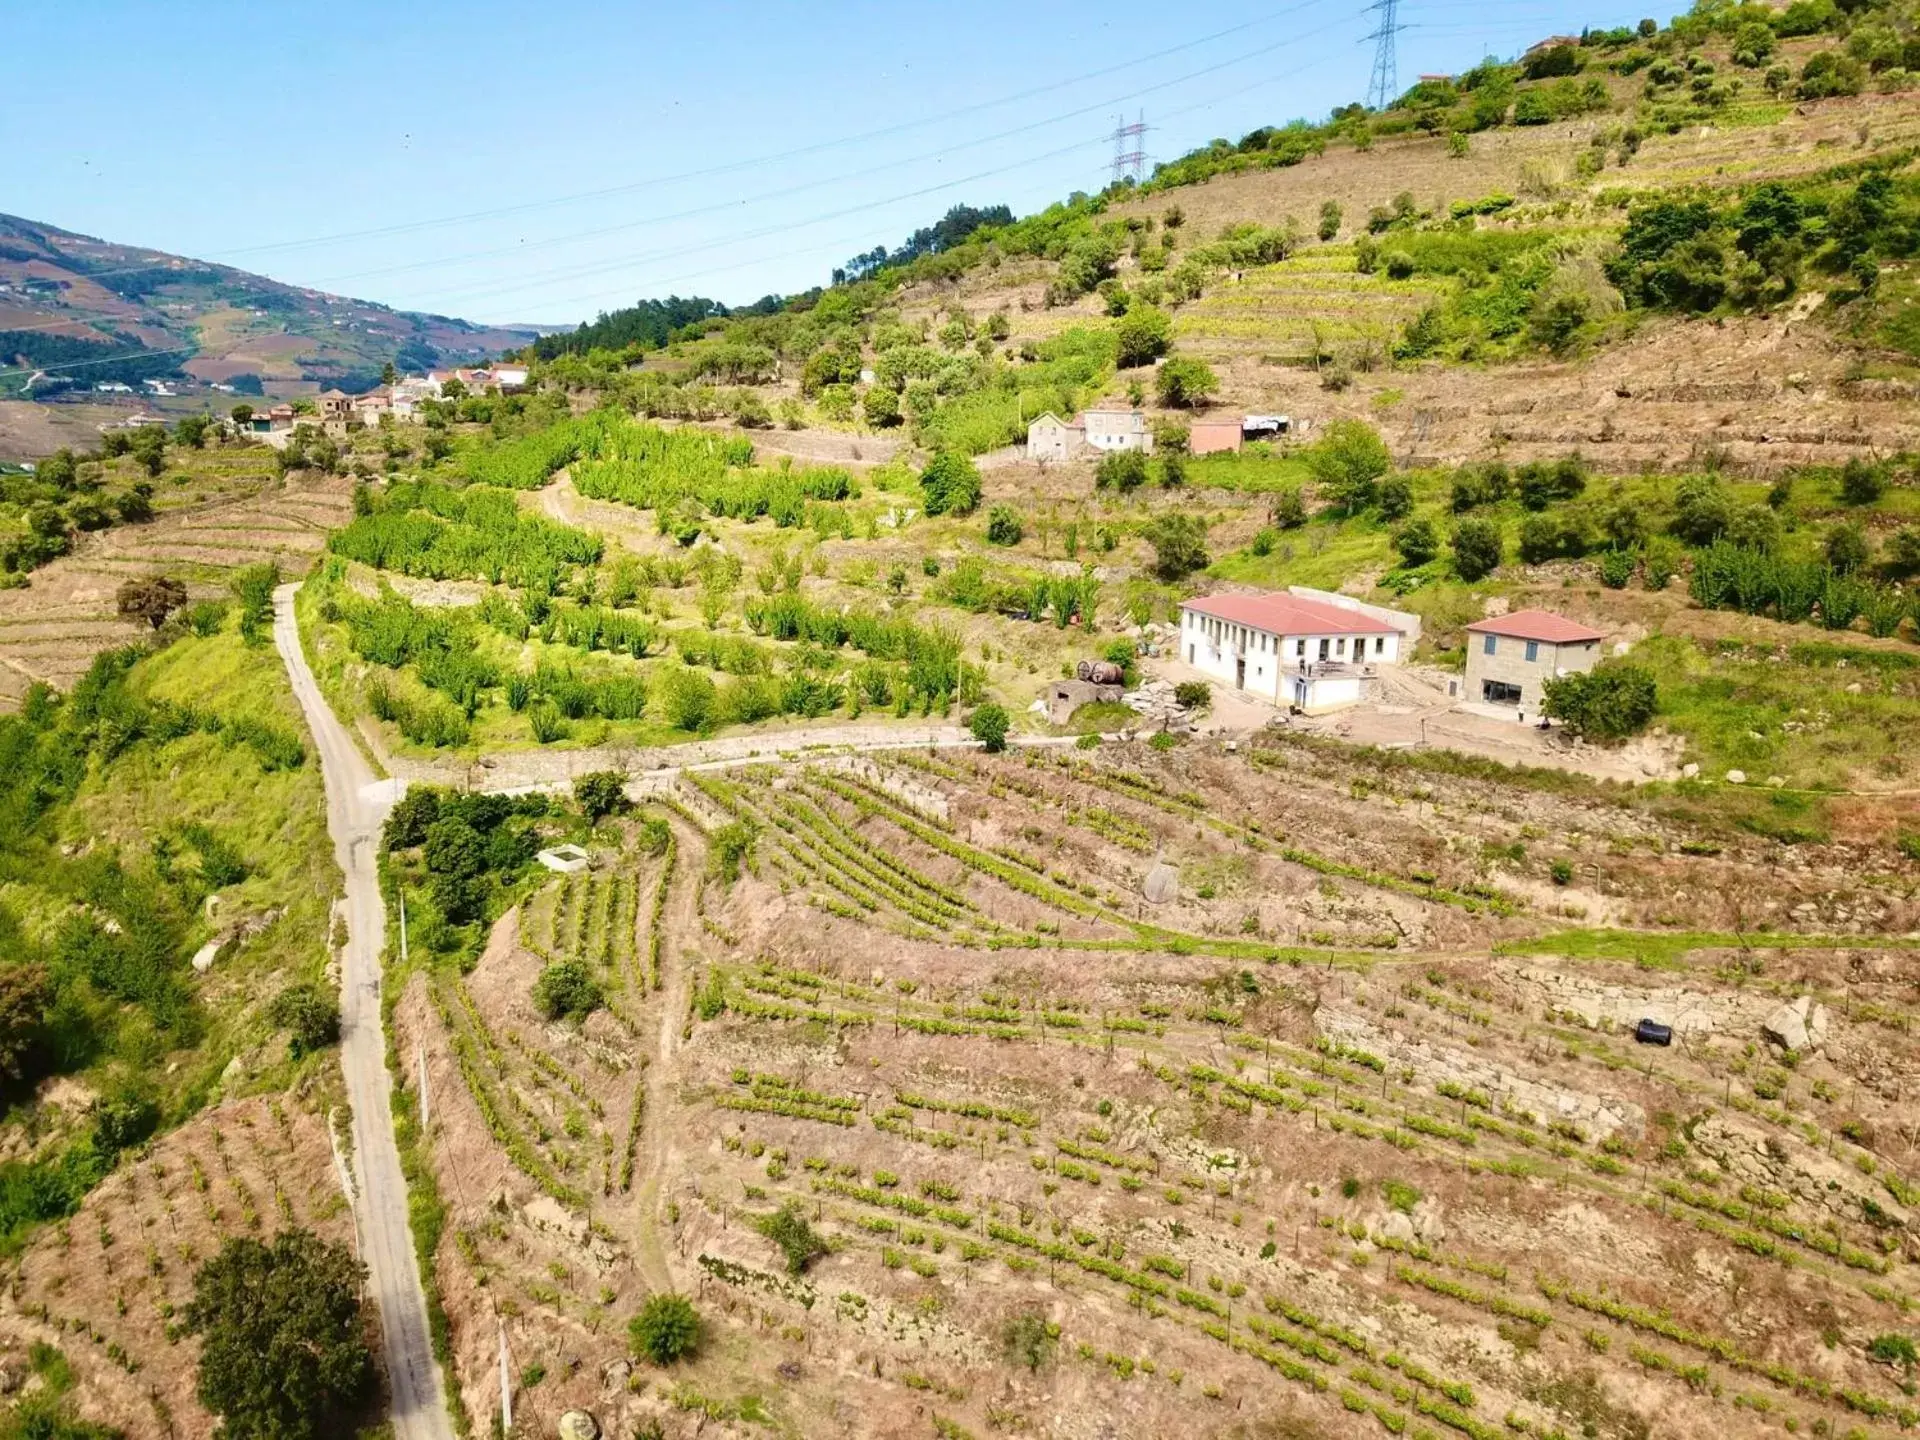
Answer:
xmin=422 ymin=817 xmax=485 ymax=879
xmin=574 ymin=770 xmax=629 ymax=822
xmin=1670 ymin=475 xmax=1732 ymax=545
xmin=184 ymin=1231 xmax=373 ymax=1440
xmin=985 ymin=506 xmax=1024 ymax=546
xmin=129 ymin=425 xmax=167 ymax=478
xmin=1318 ymin=201 xmax=1342 ymax=241
xmin=381 ymin=360 xmax=398 ymax=386
xmin=1095 ymin=450 xmax=1149 ymax=491
xmin=1114 ymin=305 xmax=1174 ymax=367
xmin=1393 ymin=517 xmax=1440 ymax=567
xmin=630 ymin=1295 xmax=702 ymax=1365
xmin=1840 ymin=457 xmax=1885 ymax=506
xmin=1451 ymin=518 xmax=1503 ymax=580
xmin=969 ymin=703 xmax=1010 ymax=753
xmin=862 ymin=384 xmax=903 ymax=429
xmin=920 ymin=452 xmax=982 ymax=516
xmin=1542 ymin=663 xmax=1657 ymax=740
xmin=1141 ymin=514 xmax=1210 ymax=579
xmin=533 ymin=959 xmax=603 ymax=1020
xmin=174 ymin=415 xmax=212 ymax=449
xmin=1377 ymin=475 xmax=1413 ymax=520
xmin=1155 ymin=356 xmax=1217 ymax=408
xmin=1303 ymin=419 xmax=1391 ymax=513
xmin=267 ymin=983 xmax=341 ymax=1058
xmin=1826 ymin=522 xmax=1870 ymax=575
xmin=758 ymin=1201 xmax=829 ymax=1273
xmin=230 ymin=403 xmax=255 ymax=426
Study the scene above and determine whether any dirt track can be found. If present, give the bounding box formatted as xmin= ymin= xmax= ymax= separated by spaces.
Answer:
xmin=272 ymin=584 xmax=453 ymax=1440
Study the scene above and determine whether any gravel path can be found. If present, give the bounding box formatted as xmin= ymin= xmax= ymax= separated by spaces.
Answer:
xmin=273 ymin=585 xmax=454 ymax=1440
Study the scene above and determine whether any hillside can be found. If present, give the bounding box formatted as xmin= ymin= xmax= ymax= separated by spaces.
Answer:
xmin=0 ymin=212 xmax=540 ymax=459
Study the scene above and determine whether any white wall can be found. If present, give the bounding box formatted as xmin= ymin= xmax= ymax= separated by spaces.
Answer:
xmin=1178 ymin=608 xmax=1399 ymax=706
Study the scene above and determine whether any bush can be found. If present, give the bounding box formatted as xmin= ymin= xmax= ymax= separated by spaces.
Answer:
xmin=185 ymin=1231 xmax=373 ymax=1440
xmin=1451 ymin=518 xmax=1503 ymax=580
xmin=533 ymin=959 xmax=603 ymax=1020
xmin=1095 ymin=450 xmax=1150 ymax=491
xmin=711 ymin=820 xmax=755 ymax=884
xmin=1840 ymin=457 xmax=1885 ymax=506
xmin=1542 ymin=662 xmax=1657 ymax=741
xmin=1384 ymin=250 xmax=1416 ymax=279
xmin=1869 ymin=1333 xmax=1917 ymax=1369
xmin=1826 ymin=522 xmax=1870 ymax=575
xmin=920 ymin=452 xmax=982 ymax=516
xmin=1155 ymin=356 xmax=1217 ymax=408
xmin=1318 ymin=201 xmax=1341 ymax=241
xmin=1394 ymin=518 xmax=1440 ymax=567
xmin=115 ymin=576 xmax=187 ymax=630
xmin=985 ymin=505 xmax=1024 ymax=546
xmin=1377 ymin=475 xmax=1413 ymax=520
xmin=267 ymin=983 xmax=341 ymax=1059
xmin=573 ymin=770 xmax=629 ymax=822
xmin=1140 ymin=514 xmax=1210 ymax=579
xmin=1173 ymin=681 xmax=1210 ymax=710
xmin=758 ymin=1201 xmax=829 ymax=1273
xmin=1550 ymin=859 xmax=1574 ymax=886
xmin=970 ymin=703 xmax=1010 ymax=753
xmin=630 ymin=1295 xmax=702 ymax=1365
xmin=1003 ymin=1311 xmax=1057 ymax=1372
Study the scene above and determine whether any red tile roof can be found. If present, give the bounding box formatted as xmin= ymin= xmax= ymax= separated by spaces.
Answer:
xmin=1184 ymin=592 xmax=1397 ymax=636
xmin=1465 ymin=608 xmax=1605 ymax=643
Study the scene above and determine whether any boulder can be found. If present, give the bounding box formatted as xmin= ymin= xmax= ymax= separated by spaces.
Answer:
xmin=1681 ymin=763 xmax=1700 ymax=780
xmin=1725 ymin=769 xmax=1747 ymax=785
xmin=558 ymin=1411 xmax=600 ymax=1440
xmin=1376 ymin=1211 xmax=1417 ymax=1245
xmin=1762 ymin=994 xmax=1829 ymax=1053
xmin=1143 ymin=861 xmax=1179 ymax=906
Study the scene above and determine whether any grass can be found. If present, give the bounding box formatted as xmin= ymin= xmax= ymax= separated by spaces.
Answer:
xmin=1501 ymin=927 xmax=1920 ymax=967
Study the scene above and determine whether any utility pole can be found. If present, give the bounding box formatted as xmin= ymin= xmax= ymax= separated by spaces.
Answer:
xmin=1362 ymin=0 xmax=1408 ymax=111
xmin=499 ymin=1319 xmax=512 ymax=1434
xmin=399 ymin=889 xmax=409 ymax=965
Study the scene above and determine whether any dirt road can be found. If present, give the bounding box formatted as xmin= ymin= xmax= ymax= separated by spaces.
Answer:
xmin=272 ymin=586 xmax=453 ymax=1440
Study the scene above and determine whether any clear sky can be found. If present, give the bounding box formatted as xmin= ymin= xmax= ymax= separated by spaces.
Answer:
xmin=2 ymin=0 xmax=1653 ymax=328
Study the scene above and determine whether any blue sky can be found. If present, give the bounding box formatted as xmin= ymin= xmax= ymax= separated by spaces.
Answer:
xmin=2 ymin=0 xmax=1653 ymax=327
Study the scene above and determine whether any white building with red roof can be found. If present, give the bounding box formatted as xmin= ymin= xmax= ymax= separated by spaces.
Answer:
xmin=1463 ymin=608 xmax=1606 ymax=719
xmin=1179 ymin=590 xmax=1403 ymax=713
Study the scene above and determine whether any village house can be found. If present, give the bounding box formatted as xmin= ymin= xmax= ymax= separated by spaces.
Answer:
xmin=1025 ymin=407 xmax=1153 ymax=461
xmin=1179 ymin=591 xmax=1402 ymax=714
xmin=317 ymin=389 xmax=353 ymax=422
xmin=489 ymin=361 xmax=530 ymax=391
xmin=1184 ymin=414 xmax=1294 ymax=456
xmin=1082 ymin=406 xmax=1153 ymax=454
xmin=1463 ymin=609 xmax=1606 ymax=719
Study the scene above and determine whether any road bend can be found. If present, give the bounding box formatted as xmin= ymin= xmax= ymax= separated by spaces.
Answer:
xmin=272 ymin=586 xmax=454 ymax=1440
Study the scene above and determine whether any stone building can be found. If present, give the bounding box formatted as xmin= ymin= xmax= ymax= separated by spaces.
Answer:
xmin=1463 ymin=609 xmax=1605 ymax=719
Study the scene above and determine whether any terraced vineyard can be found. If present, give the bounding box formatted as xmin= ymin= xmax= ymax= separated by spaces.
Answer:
xmin=395 ymin=734 xmax=1920 ymax=1439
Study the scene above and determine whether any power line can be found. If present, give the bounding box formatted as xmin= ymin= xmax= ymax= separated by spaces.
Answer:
xmin=113 ymin=7 xmax=1327 ymax=271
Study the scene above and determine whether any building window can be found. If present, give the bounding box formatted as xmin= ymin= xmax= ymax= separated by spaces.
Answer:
xmin=1482 ymin=634 xmax=1497 ymax=656
xmin=1295 ymin=639 xmax=1305 ymax=658
xmin=1373 ymin=636 xmax=1384 ymax=656
xmin=1524 ymin=640 xmax=1539 ymax=663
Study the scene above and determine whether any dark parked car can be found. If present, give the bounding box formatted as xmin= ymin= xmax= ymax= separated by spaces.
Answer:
xmin=1634 ymin=1018 xmax=1673 ymax=1046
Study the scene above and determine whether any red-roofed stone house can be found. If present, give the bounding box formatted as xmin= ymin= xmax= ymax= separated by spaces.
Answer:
xmin=1179 ymin=591 xmax=1403 ymax=713
xmin=1464 ymin=609 xmax=1606 ymax=719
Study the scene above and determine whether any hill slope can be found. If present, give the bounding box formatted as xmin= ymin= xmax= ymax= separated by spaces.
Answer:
xmin=0 ymin=212 xmax=540 ymax=456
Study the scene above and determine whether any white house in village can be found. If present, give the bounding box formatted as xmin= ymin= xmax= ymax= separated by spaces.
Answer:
xmin=1179 ymin=591 xmax=1403 ymax=714
xmin=1025 ymin=407 xmax=1154 ymax=461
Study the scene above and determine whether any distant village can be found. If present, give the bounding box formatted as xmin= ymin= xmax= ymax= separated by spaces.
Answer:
xmin=94 ymin=361 xmax=529 ymax=445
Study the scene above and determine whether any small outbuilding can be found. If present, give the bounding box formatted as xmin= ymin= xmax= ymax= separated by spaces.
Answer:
xmin=536 ymin=844 xmax=593 ymax=874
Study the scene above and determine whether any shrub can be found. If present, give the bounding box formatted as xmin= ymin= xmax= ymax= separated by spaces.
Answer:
xmin=1451 ymin=518 xmax=1503 ymax=580
xmin=1599 ymin=549 xmax=1635 ymax=589
xmin=574 ymin=770 xmax=629 ymax=822
xmin=268 ymin=983 xmax=341 ymax=1059
xmin=1174 ymin=681 xmax=1210 ymax=710
xmin=1542 ymin=663 xmax=1656 ymax=741
xmin=986 ymin=506 xmax=1024 ymax=546
xmin=921 ymin=452 xmax=982 ymax=516
xmin=970 ymin=703 xmax=1011 ymax=753
xmin=1840 ymin=458 xmax=1886 ymax=506
xmin=1140 ymin=514 xmax=1210 ymax=579
xmin=1318 ymin=201 xmax=1341 ymax=241
xmin=1156 ymin=357 xmax=1217 ymax=408
xmin=1826 ymin=522 xmax=1870 ymax=576
xmin=630 ymin=1295 xmax=702 ymax=1365
xmin=1394 ymin=518 xmax=1439 ymax=567
xmin=533 ymin=959 xmax=603 ymax=1020
xmin=1377 ymin=475 xmax=1413 ymax=520
xmin=711 ymin=821 xmax=756 ymax=884
xmin=1550 ymin=859 xmax=1574 ymax=886
xmin=758 ymin=1201 xmax=829 ymax=1273
xmin=1869 ymin=1333 xmax=1917 ymax=1369
xmin=1384 ymin=250 xmax=1416 ymax=279
xmin=1095 ymin=450 xmax=1150 ymax=491
xmin=1003 ymin=1311 xmax=1057 ymax=1372
xmin=116 ymin=576 xmax=187 ymax=630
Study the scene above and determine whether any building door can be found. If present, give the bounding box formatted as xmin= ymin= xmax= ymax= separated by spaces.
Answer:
xmin=1187 ymin=643 xmax=1195 ymax=664
xmin=1235 ymin=657 xmax=1245 ymax=689
xmin=1293 ymin=677 xmax=1310 ymax=708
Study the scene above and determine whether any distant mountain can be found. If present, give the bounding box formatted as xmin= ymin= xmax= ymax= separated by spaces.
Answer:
xmin=0 ymin=213 xmax=542 ymax=402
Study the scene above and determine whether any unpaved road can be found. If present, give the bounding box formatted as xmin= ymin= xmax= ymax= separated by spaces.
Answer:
xmin=273 ymin=585 xmax=453 ymax=1440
